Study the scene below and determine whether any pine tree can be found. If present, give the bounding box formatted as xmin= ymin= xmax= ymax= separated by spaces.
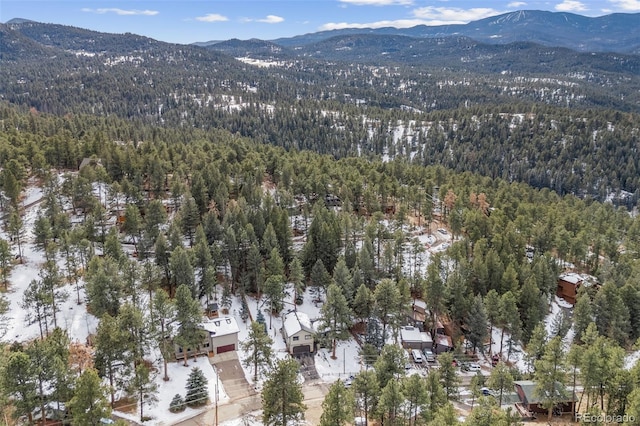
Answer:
xmin=319 ymin=380 xmax=354 ymax=426
xmin=0 ymin=239 xmax=12 ymax=290
xmin=318 ymin=282 xmax=352 ymax=359
xmin=498 ymin=291 xmax=521 ymax=358
xmin=310 ymin=258 xmax=331 ymax=298
xmin=437 ymin=352 xmax=460 ymax=399
xmin=171 ymin=246 xmax=196 ymax=298
xmin=241 ymin=321 xmax=274 ymax=381
xmin=373 ymin=278 xmax=401 ymax=343
xmin=534 ymin=336 xmax=567 ymax=420
xmin=332 ymin=257 xmax=355 ymax=303
xmin=153 ymin=289 xmax=175 ymax=381
xmin=467 ymin=295 xmax=488 ymax=355
xmin=487 ymin=361 xmax=514 ymax=407
xmin=68 ymin=368 xmax=111 ymax=426
xmin=169 ymin=394 xmax=186 ymax=413
xmin=377 ymin=377 xmax=404 ymax=426
xmin=373 ymin=344 xmax=406 ymax=389
xmin=262 ymin=358 xmax=306 ymax=426
xmin=1 ymin=351 xmax=38 ymax=423
xmin=174 ymin=284 xmax=205 ymax=366
xmin=185 ymin=366 xmax=209 ymax=407
xmin=352 ymin=370 xmax=379 ymax=426
xmin=289 ymin=257 xmax=305 ymax=309
xmin=94 ymin=314 xmax=127 ymax=405
xmin=352 ymin=283 xmax=373 ymax=324
xmin=403 ymin=373 xmax=427 ymax=426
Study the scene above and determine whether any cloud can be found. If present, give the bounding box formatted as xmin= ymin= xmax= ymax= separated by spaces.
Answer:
xmin=195 ymin=13 xmax=229 ymax=22
xmin=339 ymin=0 xmax=414 ymax=5
xmin=320 ymin=18 xmax=437 ymax=31
xmin=609 ymin=0 xmax=640 ymax=10
xmin=554 ymin=1 xmax=588 ymax=11
xmin=81 ymin=8 xmax=158 ymax=16
xmin=257 ymin=15 xmax=285 ymax=24
xmin=319 ymin=6 xmax=505 ymax=31
xmin=507 ymin=1 xmax=527 ymax=7
xmin=412 ymin=7 xmax=503 ymax=22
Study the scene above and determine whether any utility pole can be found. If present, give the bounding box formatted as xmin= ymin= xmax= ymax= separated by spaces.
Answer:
xmin=214 ymin=366 xmax=219 ymax=426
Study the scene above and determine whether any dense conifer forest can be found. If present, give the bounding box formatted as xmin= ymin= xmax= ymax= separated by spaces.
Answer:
xmin=1 ymin=19 xmax=640 ymax=426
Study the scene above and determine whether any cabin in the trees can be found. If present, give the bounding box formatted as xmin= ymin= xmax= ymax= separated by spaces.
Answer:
xmin=513 ymin=380 xmax=576 ymax=418
xmin=556 ymin=272 xmax=597 ymax=305
xmin=434 ymin=334 xmax=454 ymax=354
xmin=400 ymin=325 xmax=433 ymax=350
xmin=282 ymin=311 xmax=315 ymax=356
xmin=174 ymin=316 xmax=239 ymax=359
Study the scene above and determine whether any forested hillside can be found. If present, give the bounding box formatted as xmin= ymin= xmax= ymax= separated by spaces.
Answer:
xmin=2 ymin=17 xmax=640 ymax=425
xmin=1 ymin=22 xmax=640 ymax=203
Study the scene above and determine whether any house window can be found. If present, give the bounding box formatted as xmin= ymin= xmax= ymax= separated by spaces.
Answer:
xmin=293 ymin=336 xmax=299 ymax=341
xmin=305 ymin=335 xmax=312 ymax=340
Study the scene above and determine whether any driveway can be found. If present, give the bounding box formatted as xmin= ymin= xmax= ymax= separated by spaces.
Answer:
xmin=210 ymin=352 xmax=257 ymax=402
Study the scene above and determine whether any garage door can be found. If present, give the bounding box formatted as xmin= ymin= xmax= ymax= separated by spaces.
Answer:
xmin=292 ymin=345 xmax=311 ymax=355
xmin=216 ymin=344 xmax=235 ymax=354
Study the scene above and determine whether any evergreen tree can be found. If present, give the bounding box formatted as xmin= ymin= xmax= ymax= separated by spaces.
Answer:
xmin=85 ymin=256 xmax=123 ymax=318
xmin=498 ymin=291 xmax=522 ymax=359
xmin=593 ymin=282 xmax=630 ymax=345
xmin=317 ymin=282 xmax=352 ymax=359
xmin=310 ymin=258 xmax=332 ymax=298
xmin=289 ymin=257 xmax=305 ymax=309
xmin=487 ymin=362 xmax=514 ymax=407
xmin=403 ymin=373 xmax=428 ymax=426
xmin=0 ymin=239 xmax=12 ymax=289
xmin=174 ymin=284 xmax=205 ymax=366
xmin=437 ymin=352 xmax=460 ymax=399
xmin=171 ymin=246 xmax=196 ymax=298
xmin=169 ymin=393 xmax=186 ymax=413
xmin=352 ymin=283 xmax=373 ymax=324
xmin=352 ymin=370 xmax=379 ymax=426
xmin=332 ymin=257 xmax=355 ymax=303
xmin=373 ymin=344 xmax=406 ymax=389
xmin=94 ymin=314 xmax=127 ymax=405
xmin=68 ymin=368 xmax=111 ymax=426
xmin=184 ymin=366 xmax=209 ymax=407
xmin=467 ymin=295 xmax=488 ymax=355
xmin=262 ymin=358 xmax=306 ymax=426
xmin=319 ymin=380 xmax=354 ymax=426
xmin=241 ymin=321 xmax=274 ymax=381
xmin=534 ymin=336 xmax=567 ymax=420
xmin=377 ymin=378 xmax=404 ymax=426
xmin=153 ymin=289 xmax=175 ymax=381
xmin=373 ymin=278 xmax=401 ymax=342
xmin=1 ymin=351 xmax=38 ymax=423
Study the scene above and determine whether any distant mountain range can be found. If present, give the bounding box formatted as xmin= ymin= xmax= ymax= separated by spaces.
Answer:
xmin=197 ymin=10 xmax=640 ymax=54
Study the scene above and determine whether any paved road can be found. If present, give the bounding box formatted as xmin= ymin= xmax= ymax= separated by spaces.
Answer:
xmin=174 ymin=380 xmax=329 ymax=426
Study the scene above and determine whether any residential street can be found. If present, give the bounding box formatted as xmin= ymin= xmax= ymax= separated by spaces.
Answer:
xmin=174 ymin=379 xmax=329 ymax=426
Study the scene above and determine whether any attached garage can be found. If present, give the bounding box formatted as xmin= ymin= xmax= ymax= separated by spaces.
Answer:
xmin=292 ymin=345 xmax=311 ymax=355
xmin=216 ymin=344 xmax=236 ymax=354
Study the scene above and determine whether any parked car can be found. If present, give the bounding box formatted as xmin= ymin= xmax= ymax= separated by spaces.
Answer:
xmin=343 ymin=375 xmax=354 ymax=388
xmin=411 ymin=349 xmax=424 ymax=363
xmin=422 ymin=349 xmax=436 ymax=362
xmin=481 ymin=387 xmax=491 ymax=396
xmin=468 ymin=363 xmax=481 ymax=372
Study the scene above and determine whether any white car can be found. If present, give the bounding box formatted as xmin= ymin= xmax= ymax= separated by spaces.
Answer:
xmin=468 ymin=363 xmax=481 ymax=372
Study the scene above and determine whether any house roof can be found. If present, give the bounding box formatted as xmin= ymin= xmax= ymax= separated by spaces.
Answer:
xmin=559 ymin=272 xmax=583 ymax=285
xmin=435 ymin=334 xmax=452 ymax=348
xmin=514 ymin=380 xmax=576 ymax=405
xmin=400 ymin=326 xmax=432 ymax=343
xmin=283 ymin=311 xmax=314 ymax=337
xmin=201 ymin=316 xmax=239 ymax=337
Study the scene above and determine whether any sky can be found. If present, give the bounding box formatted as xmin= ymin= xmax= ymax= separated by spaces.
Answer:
xmin=2 ymin=0 xmax=639 ymax=44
